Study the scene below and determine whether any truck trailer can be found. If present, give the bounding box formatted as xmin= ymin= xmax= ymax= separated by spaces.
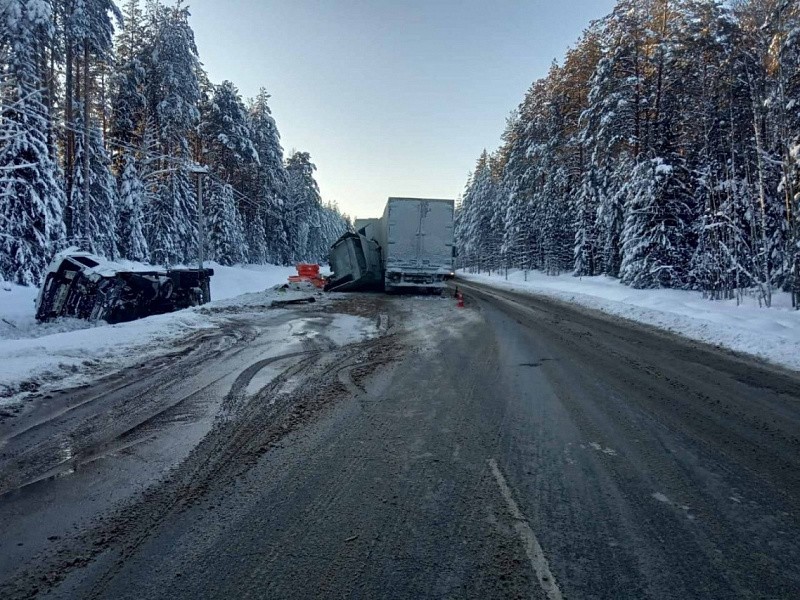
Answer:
xmin=375 ymin=197 xmax=455 ymax=293
xmin=325 ymin=232 xmax=383 ymax=292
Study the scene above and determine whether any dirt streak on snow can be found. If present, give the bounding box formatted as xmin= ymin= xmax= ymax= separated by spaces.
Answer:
xmin=460 ymin=270 xmax=800 ymax=372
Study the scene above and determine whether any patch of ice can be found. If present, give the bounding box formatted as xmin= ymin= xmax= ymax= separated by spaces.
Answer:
xmin=652 ymin=492 xmax=671 ymax=503
xmin=327 ymin=314 xmax=378 ymax=346
xmin=589 ymin=441 xmax=618 ymax=456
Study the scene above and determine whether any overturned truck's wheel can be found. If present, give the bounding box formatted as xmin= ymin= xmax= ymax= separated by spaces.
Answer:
xmin=159 ymin=279 xmax=174 ymax=300
xmin=188 ymin=287 xmax=203 ymax=307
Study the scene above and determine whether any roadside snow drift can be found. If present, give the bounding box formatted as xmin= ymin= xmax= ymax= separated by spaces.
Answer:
xmin=460 ymin=270 xmax=800 ymax=372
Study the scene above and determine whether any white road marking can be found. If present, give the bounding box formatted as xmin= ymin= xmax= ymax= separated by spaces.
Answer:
xmin=488 ymin=458 xmax=564 ymax=600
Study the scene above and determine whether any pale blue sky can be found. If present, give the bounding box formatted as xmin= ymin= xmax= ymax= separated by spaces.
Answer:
xmin=188 ymin=0 xmax=617 ymax=219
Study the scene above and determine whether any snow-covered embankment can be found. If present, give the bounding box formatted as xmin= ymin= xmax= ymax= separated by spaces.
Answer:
xmin=0 ymin=263 xmax=299 ymax=408
xmin=459 ymin=270 xmax=800 ymax=372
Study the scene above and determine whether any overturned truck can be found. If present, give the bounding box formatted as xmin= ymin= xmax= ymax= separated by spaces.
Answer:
xmin=325 ymin=232 xmax=383 ymax=292
xmin=35 ymin=250 xmax=214 ymax=324
xmin=328 ymin=197 xmax=455 ymax=293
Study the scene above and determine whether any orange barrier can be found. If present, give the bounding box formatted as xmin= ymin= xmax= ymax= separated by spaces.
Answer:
xmin=296 ymin=263 xmax=320 ymax=277
xmin=288 ymin=264 xmax=325 ymax=289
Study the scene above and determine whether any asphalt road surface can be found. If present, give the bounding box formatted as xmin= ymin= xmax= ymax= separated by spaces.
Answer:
xmin=1 ymin=281 xmax=799 ymax=599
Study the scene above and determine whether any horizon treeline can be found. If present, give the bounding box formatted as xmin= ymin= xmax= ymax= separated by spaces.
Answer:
xmin=0 ymin=0 xmax=349 ymax=286
xmin=455 ymin=0 xmax=799 ymax=307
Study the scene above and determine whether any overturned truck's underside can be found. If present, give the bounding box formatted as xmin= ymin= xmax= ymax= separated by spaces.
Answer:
xmin=36 ymin=251 xmax=214 ymax=324
xmin=325 ymin=233 xmax=383 ymax=292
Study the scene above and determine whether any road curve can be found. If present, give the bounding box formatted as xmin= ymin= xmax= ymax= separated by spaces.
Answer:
xmin=1 ymin=287 xmax=799 ymax=599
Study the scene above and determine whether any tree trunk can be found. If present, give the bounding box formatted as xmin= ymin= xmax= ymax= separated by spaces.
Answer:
xmin=65 ymin=31 xmax=74 ymax=240
xmin=747 ymin=68 xmax=773 ymax=308
xmin=38 ymin=29 xmax=52 ymax=159
xmin=101 ymin=67 xmax=107 ymax=147
xmin=83 ymin=42 xmax=91 ymax=251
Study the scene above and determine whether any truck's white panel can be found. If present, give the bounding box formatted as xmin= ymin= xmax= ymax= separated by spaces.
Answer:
xmin=378 ymin=197 xmax=454 ymax=289
xmin=385 ymin=200 xmax=421 ymax=267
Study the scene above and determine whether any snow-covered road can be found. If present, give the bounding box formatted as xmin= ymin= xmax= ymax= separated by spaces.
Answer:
xmin=3 ymin=286 xmax=798 ymax=599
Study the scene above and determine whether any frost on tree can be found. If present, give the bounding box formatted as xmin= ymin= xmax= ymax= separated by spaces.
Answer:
xmin=283 ymin=151 xmax=348 ymax=264
xmin=457 ymin=151 xmax=504 ymax=271
xmin=285 ymin=151 xmax=319 ymax=262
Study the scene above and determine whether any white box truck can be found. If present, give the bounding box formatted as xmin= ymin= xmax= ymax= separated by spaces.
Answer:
xmin=376 ymin=197 xmax=455 ymax=293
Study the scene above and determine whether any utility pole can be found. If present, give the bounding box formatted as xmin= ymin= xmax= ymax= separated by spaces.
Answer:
xmin=190 ymin=164 xmax=209 ymax=270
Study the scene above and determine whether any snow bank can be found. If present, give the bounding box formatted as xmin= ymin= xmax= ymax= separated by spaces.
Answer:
xmin=0 ymin=309 xmax=217 ymax=406
xmin=0 ymin=282 xmax=39 ymax=338
xmin=459 ymin=270 xmax=800 ymax=372
xmin=199 ymin=263 xmax=298 ymax=301
xmin=0 ymin=262 xmax=311 ymax=407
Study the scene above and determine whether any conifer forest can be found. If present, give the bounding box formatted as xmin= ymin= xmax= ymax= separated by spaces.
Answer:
xmin=456 ymin=0 xmax=800 ymax=307
xmin=0 ymin=0 xmax=349 ymax=286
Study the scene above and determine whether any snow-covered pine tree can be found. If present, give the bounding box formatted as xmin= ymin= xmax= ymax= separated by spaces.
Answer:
xmin=117 ymin=151 xmax=148 ymax=261
xmin=499 ymin=96 xmax=540 ymax=273
xmin=206 ymin=179 xmax=246 ymax=266
xmin=0 ymin=0 xmax=66 ymax=285
xmin=285 ymin=151 xmax=321 ymax=261
xmin=110 ymin=0 xmax=148 ymax=165
xmin=247 ymin=88 xmax=290 ymax=264
xmin=596 ymin=159 xmax=626 ymax=278
xmin=201 ymin=80 xmax=258 ymax=181
xmin=577 ymin=3 xmax=653 ymax=278
xmin=573 ymin=163 xmax=601 ymax=276
xmin=69 ymin=104 xmax=119 ymax=258
xmin=528 ymin=67 xmax=575 ymax=276
xmin=148 ymin=168 xmax=189 ymax=266
xmin=314 ymin=202 xmax=348 ymax=263
xmin=781 ymin=1 xmax=800 ymax=303
xmin=144 ymin=1 xmax=201 ymax=264
xmin=556 ymin=30 xmax=604 ymax=276
xmin=199 ymin=79 xmax=257 ymax=263
xmin=497 ymin=111 xmax=523 ymax=268
xmin=64 ymin=0 xmax=121 ymax=243
xmin=537 ymin=161 xmax=572 ymax=276
xmin=620 ymin=156 xmax=694 ymax=288
xmin=459 ymin=150 xmax=502 ymax=271
xmin=454 ymin=172 xmax=474 ymax=267
xmin=487 ymin=153 xmax=509 ymax=272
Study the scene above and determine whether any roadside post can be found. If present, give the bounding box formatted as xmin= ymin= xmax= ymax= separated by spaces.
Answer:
xmin=189 ymin=164 xmax=210 ymax=270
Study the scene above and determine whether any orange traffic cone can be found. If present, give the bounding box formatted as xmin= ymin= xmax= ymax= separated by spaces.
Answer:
xmin=456 ymin=291 xmax=465 ymax=308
